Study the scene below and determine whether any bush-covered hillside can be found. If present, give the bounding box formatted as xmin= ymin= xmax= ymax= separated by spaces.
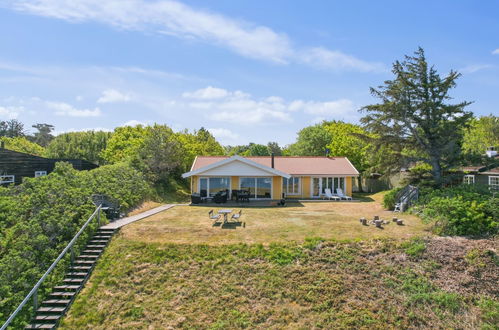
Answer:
xmin=0 ymin=162 xmax=151 ymax=327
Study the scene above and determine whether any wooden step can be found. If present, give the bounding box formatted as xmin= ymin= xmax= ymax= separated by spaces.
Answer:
xmin=85 ymin=245 xmax=106 ymax=250
xmin=73 ymin=259 xmax=95 ymax=265
xmin=49 ymin=291 xmax=76 ymax=297
xmin=66 ymin=272 xmax=88 ymax=278
xmin=53 ymin=285 xmax=80 ymax=291
xmin=63 ymin=278 xmax=85 ymax=284
xmin=41 ymin=299 xmax=71 ymax=306
xmin=82 ymin=249 xmax=103 ymax=254
xmin=92 ymin=235 xmax=112 ymax=239
xmin=34 ymin=315 xmax=61 ymax=321
xmin=70 ymin=265 xmax=92 ymax=271
xmin=78 ymin=254 xmax=99 ymax=259
xmin=89 ymin=240 xmax=109 ymax=244
xmin=25 ymin=323 xmax=56 ymax=329
xmin=36 ymin=306 xmax=66 ymax=314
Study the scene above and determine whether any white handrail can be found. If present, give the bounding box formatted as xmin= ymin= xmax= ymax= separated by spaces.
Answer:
xmin=1 ymin=205 xmax=102 ymax=330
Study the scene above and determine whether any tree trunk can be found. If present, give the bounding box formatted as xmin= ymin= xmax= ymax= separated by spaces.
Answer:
xmin=429 ymin=156 xmax=442 ymax=186
xmin=357 ymin=175 xmax=363 ymax=193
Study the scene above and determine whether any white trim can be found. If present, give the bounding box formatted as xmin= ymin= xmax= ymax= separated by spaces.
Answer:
xmin=283 ymin=176 xmax=301 ymax=195
xmin=463 ymin=174 xmax=475 ymax=184
xmin=344 ymin=157 xmax=360 ymax=175
xmin=238 ymin=176 xmax=273 ymax=199
xmin=35 ymin=171 xmax=47 ymax=178
xmin=310 ymin=176 xmax=346 ymax=198
xmin=198 ymin=176 xmax=231 ymax=197
xmin=182 ymin=155 xmax=291 ymax=179
xmin=0 ymin=175 xmax=15 ymax=184
xmin=489 ymin=176 xmax=499 ymax=190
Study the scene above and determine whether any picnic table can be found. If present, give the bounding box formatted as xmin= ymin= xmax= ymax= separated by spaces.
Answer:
xmin=218 ymin=209 xmax=232 ymax=222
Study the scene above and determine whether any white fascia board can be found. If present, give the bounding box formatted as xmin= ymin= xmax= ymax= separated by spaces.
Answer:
xmin=344 ymin=157 xmax=360 ymax=175
xmin=182 ymin=155 xmax=291 ymax=179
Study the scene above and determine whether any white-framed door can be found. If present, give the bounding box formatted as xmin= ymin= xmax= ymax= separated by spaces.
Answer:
xmin=311 ymin=176 xmax=346 ymax=198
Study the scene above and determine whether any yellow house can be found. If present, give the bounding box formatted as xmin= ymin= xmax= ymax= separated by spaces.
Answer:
xmin=182 ymin=155 xmax=359 ymax=200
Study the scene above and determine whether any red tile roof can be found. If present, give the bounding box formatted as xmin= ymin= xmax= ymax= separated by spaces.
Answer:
xmin=192 ymin=156 xmax=359 ymax=176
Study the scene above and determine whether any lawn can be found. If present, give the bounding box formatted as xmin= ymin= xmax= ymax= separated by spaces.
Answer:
xmin=120 ymin=193 xmax=429 ymax=245
xmin=58 ymin=193 xmax=498 ymax=329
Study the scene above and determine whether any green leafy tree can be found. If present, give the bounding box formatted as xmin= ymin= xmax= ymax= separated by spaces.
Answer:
xmin=102 ymin=125 xmax=149 ymax=164
xmin=323 ymin=121 xmax=373 ymax=190
xmin=30 ymin=123 xmax=55 ymax=147
xmin=176 ymin=128 xmax=224 ymax=171
xmin=0 ymin=119 xmax=25 ymax=138
xmin=0 ymin=136 xmax=45 ymax=156
xmin=462 ymin=115 xmax=498 ymax=156
xmin=360 ymin=48 xmax=472 ymax=185
xmin=45 ymin=131 xmax=112 ymax=164
xmin=285 ymin=123 xmax=332 ymax=156
xmin=243 ymin=143 xmax=269 ymax=156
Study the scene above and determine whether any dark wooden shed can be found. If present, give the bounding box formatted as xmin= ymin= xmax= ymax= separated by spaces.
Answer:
xmin=0 ymin=146 xmax=98 ymax=185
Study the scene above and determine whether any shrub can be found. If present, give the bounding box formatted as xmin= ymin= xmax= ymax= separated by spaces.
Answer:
xmin=414 ymin=184 xmax=498 ymax=236
xmin=0 ymin=162 xmax=151 ymax=326
xmin=383 ymin=187 xmax=402 ymax=210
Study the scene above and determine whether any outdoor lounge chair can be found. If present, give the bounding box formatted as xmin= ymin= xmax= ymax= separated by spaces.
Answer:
xmin=231 ymin=210 xmax=242 ymax=220
xmin=208 ymin=209 xmax=221 ymax=222
xmin=336 ymin=188 xmax=352 ymax=200
xmin=324 ymin=188 xmax=340 ymax=200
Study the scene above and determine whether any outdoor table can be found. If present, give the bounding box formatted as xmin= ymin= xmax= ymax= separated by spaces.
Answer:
xmin=218 ymin=209 xmax=233 ymax=222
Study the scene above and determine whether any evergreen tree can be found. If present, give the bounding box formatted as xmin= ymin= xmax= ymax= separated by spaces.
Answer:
xmin=360 ymin=48 xmax=472 ymax=185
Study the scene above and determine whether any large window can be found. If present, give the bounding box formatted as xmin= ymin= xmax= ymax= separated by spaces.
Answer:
xmin=463 ymin=175 xmax=475 ymax=184
xmin=489 ymin=176 xmax=499 ymax=190
xmin=199 ymin=177 xmax=230 ymax=197
xmin=240 ymin=177 xmax=272 ymax=199
xmin=283 ymin=177 xmax=300 ymax=195
xmin=312 ymin=177 xmax=346 ymax=197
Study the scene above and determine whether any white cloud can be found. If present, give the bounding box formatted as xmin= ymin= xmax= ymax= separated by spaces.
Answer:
xmin=9 ymin=0 xmax=382 ymax=71
xmin=97 ymin=89 xmax=131 ymax=103
xmin=207 ymin=128 xmax=238 ymax=141
xmin=298 ymin=47 xmax=386 ymax=72
xmin=289 ymin=98 xmax=354 ymax=116
xmin=181 ymin=86 xmax=356 ymax=125
xmin=0 ymin=105 xmax=23 ymax=119
xmin=492 ymin=49 xmax=499 ymax=55
xmin=460 ymin=64 xmax=495 ymax=74
xmin=182 ymin=86 xmax=229 ymax=99
xmin=47 ymin=101 xmax=102 ymax=117
xmin=123 ymin=119 xmax=147 ymax=127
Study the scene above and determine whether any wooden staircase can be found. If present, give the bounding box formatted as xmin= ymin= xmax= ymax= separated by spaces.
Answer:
xmin=25 ymin=228 xmax=117 ymax=329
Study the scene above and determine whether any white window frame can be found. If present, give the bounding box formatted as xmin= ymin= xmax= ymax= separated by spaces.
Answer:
xmin=198 ymin=177 xmax=231 ymax=197
xmin=239 ymin=177 xmax=273 ymax=199
xmin=311 ymin=176 xmax=346 ymax=198
xmin=35 ymin=171 xmax=47 ymax=178
xmin=463 ymin=175 xmax=475 ymax=184
xmin=283 ymin=176 xmax=301 ymax=195
xmin=489 ymin=176 xmax=499 ymax=190
xmin=0 ymin=175 xmax=15 ymax=184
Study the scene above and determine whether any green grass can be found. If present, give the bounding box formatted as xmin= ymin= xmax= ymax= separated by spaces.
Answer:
xmin=59 ymin=237 xmax=497 ymax=329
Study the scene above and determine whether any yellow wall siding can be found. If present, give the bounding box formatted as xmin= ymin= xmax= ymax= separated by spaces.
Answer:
xmin=231 ymin=176 xmax=239 ymax=191
xmin=191 ymin=176 xmax=199 ymax=194
xmin=301 ymin=176 xmax=311 ymax=198
xmin=346 ymin=177 xmax=353 ymax=196
xmin=272 ymin=176 xmax=282 ymax=199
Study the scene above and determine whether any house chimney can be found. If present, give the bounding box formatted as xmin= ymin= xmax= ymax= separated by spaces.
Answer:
xmin=486 ymin=146 xmax=497 ymax=158
xmin=271 ymin=152 xmax=275 ymax=168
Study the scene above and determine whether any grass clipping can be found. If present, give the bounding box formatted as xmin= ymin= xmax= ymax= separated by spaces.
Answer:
xmin=60 ymin=236 xmax=498 ymax=329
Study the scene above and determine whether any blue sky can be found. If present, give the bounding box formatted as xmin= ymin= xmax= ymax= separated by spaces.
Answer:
xmin=0 ymin=0 xmax=498 ymax=146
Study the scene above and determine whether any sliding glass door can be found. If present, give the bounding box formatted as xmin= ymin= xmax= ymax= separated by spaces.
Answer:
xmin=239 ymin=177 xmax=272 ymax=199
xmin=199 ymin=177 xmax=230 ymax=197
xmin=311 ymin=177 xmax=346 ymax=197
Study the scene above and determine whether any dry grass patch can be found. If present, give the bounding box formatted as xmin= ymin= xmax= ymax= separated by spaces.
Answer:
xmin=121 ymin=193 xmax=428 ymax=245
xmin=60 ymin=237 xmax=498 ymax=329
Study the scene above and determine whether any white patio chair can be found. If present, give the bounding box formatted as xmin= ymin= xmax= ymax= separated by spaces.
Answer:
xmin=324 ymin=188 xmax=340 ymax=200
xmin=336 ymin=188 xmax=352 ymax=200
